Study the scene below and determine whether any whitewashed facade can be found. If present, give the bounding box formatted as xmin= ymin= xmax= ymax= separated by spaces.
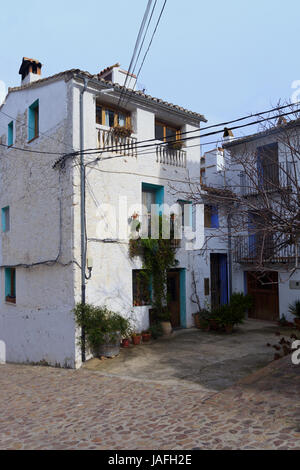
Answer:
xmin=0 ymin=60 xmax=207 ymax=368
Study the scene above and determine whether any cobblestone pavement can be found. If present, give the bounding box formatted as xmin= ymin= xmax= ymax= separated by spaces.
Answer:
xmin=0 ymin=356 xmax=299 ymax=450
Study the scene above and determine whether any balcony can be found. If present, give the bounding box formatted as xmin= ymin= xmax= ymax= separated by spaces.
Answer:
xmin=156 ymin=144 xmax=186 ymax=168
xmin=240 ymin=162 xmax=293 ymax=197
xmin=97 ymin=128 xmax=137 ymax=158
xmin=233 ymin=234 xmax=300 ymax=265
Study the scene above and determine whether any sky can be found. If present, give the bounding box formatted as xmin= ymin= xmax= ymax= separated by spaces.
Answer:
xmin=1 ymin=0 xmax=300 ymax=147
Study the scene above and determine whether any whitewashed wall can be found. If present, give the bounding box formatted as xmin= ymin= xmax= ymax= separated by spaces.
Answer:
xmin=0 ymin=78 xmax=78 ymax=368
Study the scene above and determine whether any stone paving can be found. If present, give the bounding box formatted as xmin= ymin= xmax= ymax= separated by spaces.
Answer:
xmin=0 ymin=355 xmax=299 ymax=450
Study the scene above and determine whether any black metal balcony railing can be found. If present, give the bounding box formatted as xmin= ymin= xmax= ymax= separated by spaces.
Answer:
xmin=97 ymin=128 xmax=138 ymax=157
xmin=240 ymin=162 xmax=294 ymax=196
xmin=233 ymin=234 xmax=300 ymax=264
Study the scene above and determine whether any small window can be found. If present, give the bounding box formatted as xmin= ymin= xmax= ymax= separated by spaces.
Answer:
xmin=204 ymin=278 xmax=210 ymax=296
xmin=8 ymin=121 xmax=13 ymax=147
xmin=133 ymin=270 xmax=151 ymax=306
xmin=28 ymin=100 xmax=39 ymax=142
xmin=5 ymin=268 xmax=16 ymax=304
xmin=155 ymin=121 xmax=181 ymax=143
xmin=2 ymin=207 xmax=10 ymax=232
xmin=204 ymin=205 xmax=219 ymax=229
xmin=96 ymin=105 xmax=102 ymax=125
xmin=96 ymin=103 xmax=131 ymax=129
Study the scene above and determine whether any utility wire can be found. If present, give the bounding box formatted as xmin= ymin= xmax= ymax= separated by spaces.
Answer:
xmin=67 ymin=101 xmax=300 ymax=158
xmin=0 ymin=108 xmax=76 ymax=153
xmin=118 ymin=0 xmax=154 ymax=108
xmin=123 ymin=0 xmax=167 ymax=107
xmin=66 ymin=106 xmax=300 ymax=160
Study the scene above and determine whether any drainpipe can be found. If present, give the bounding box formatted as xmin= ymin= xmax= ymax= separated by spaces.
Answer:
xmin=80 ymin=77 xmax=88 ymax=363
xmin=227 ymin=211 xmax=233 ymax=300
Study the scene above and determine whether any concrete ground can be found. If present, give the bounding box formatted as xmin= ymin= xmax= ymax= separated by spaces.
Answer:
xmin=84 ymin=319 xmax=288 ymax=391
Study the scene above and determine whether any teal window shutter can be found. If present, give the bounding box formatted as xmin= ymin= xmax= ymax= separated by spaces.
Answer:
xmin=5 ymin=268 xmax=16 ymax=301
xmin=2 ymin=207 xmax=10 ymax=232
xmin=28 ymin=99 xmax=39 ymax=141
xmin=8 ymin=122 xmax=13 ymax=147
xmin=5 ymin=268 xmax=11 ymax=297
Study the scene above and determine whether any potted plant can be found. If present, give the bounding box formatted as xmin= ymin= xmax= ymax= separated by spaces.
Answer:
xmin=193 ymin=309 xmax=210 ymax=330
xmin=288 ymin=300 xmax=300 ymax=329
xmin=112 ymin=125 xmax=133 ymax=138
xmin=132 ymin=332 xmax=142 ymax=345
xmin=149 ymin=323 xmax=163 ymax=339
xmin=142 ymin=330 xmax=152 ymax=343
xmin=74 ymin=304 xmax=131 ymax=358
xmin=121 ymin=338 xmax=130 ymax=348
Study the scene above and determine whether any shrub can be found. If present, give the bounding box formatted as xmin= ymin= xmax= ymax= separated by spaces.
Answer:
xmin=74 ymin=304 xmax=132 ymax=350
xmin=210 ymin=293 xmax=252 ymax=328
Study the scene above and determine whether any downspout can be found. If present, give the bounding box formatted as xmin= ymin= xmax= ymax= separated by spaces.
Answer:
xmin=80 ymin=77 xmax=88 ymax=363
xmin=227 ymin=211 xmax=233 ymax=300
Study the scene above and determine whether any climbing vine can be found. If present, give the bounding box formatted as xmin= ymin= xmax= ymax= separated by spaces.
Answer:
xmin=129 ymin=217 xmax=178 ymax=321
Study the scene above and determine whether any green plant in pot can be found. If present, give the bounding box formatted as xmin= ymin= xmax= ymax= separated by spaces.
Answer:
xmin=288 ymin=300 xmax=300 ymax=329
xmin=129 ymin=215 xmax=178 ymax=337
xmin=74 ymin=304 xmax=131 ymax=358
xmin=193 ymin=309 xmax=210 ymax=330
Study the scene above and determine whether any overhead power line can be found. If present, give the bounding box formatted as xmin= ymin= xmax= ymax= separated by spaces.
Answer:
xmin=68 ymin=105 xmax=300 ymax=160
xmin=118 ymin=0 xmax=154 ymax=108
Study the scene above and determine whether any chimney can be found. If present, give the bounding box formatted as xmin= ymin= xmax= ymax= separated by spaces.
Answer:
xmin=98 ymin=63 xmax=137 ymax=90
xmin=19 ymin=58 xmax=42 ymax=86
xmin=223 ymin=127 xmax=234 ymax=143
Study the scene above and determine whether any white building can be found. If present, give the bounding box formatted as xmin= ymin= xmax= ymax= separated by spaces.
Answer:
xmin=0 ymin=58 xmax=208 ymax=368
xmin=202 ymin=122 xmax=300 ymax=323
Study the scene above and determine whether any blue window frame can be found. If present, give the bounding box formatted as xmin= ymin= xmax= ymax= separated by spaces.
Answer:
xmin=8 ymin=121 xmax=13 ymax=147
xmin=5 ymin=268 xmax=16 ymax=303
xmin=1 ymin=207 xmax=10 ymax=232
xmin=204 ymin=205 xmax=219 ymax=229
xmin=142 ymin=183 xmax=164 ymax=238
xmin=28 ymin=99 xmax=39 ymax=142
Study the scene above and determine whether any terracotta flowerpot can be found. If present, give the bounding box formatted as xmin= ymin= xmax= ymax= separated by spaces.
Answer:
xmin=122 ymin=339 xmax=130 ymax=348
xmin=132 ymin=335 xmax=142 ymax=346
xmin=193 ymin=313 xmax=201 ymax=329
xmin=161 ymin=321 xmax=173 ymax=336
xmin=142 ymin=333 xmax=151 ymax=343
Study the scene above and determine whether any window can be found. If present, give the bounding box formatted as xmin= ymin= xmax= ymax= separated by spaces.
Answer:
xmin=8 ymin=121 xmax=13 ymax=147
xmin=2 ymin=207 xmax=10 ymax=232
xmin=155 ymin=121 xmax=181 ymax=143
xmin=204 ymin=278 xmax=210 ymax=296
xmin=132 ymin=270 xmax=151 ymax=306
xmin=204 ymin=205 xmax=219 ymax=229
xmin=257 ymin=143 xmax=279 ymax=189
xmin=5 ymin=268 xmax=16 ymax=304
xmin=28 ymin=100 xmax=39 ymax=142
xmin=142 ymin=183 xmax=164 ymax=238
xmin=96 ymin=104 xmax=131 ymax=129
xmin=178 ymin=200 xmax=192 ymax=228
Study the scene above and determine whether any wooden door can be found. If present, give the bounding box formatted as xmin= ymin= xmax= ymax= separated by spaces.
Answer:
xmin=247 ymin=271 xmax=279 ymax=321
xmin=167 ymin=271 xmax=181 ymax=328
